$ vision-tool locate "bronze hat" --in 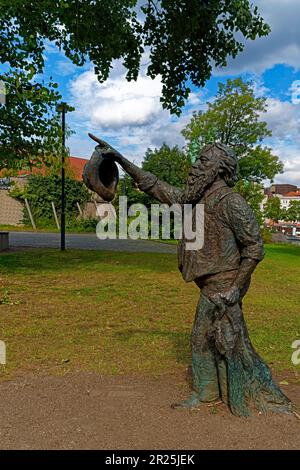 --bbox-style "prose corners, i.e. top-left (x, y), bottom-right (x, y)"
top-left (83, 133), bottom-right (119, 202)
